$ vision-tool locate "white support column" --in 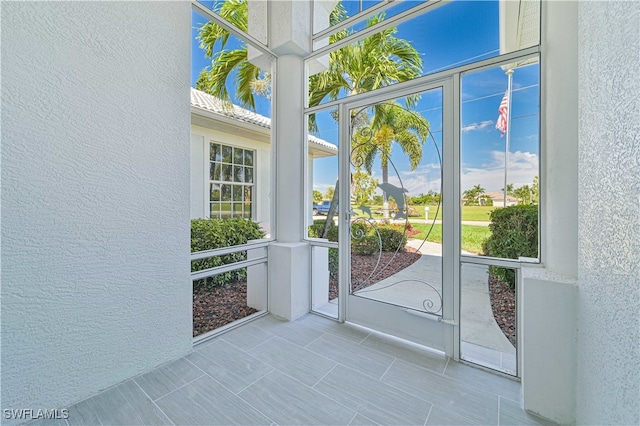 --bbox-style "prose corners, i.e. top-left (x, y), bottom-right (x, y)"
top-left (267, 54), bottom-right (311, 320)
top-left (248, 0), bottom-right (334, 321)
top-left (520, 2), bottom-right (579, 424)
